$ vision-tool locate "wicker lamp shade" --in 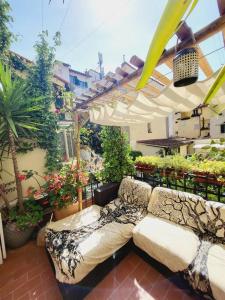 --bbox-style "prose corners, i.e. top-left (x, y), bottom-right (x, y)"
top-left (173, 47), bottom-right (198, 87)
